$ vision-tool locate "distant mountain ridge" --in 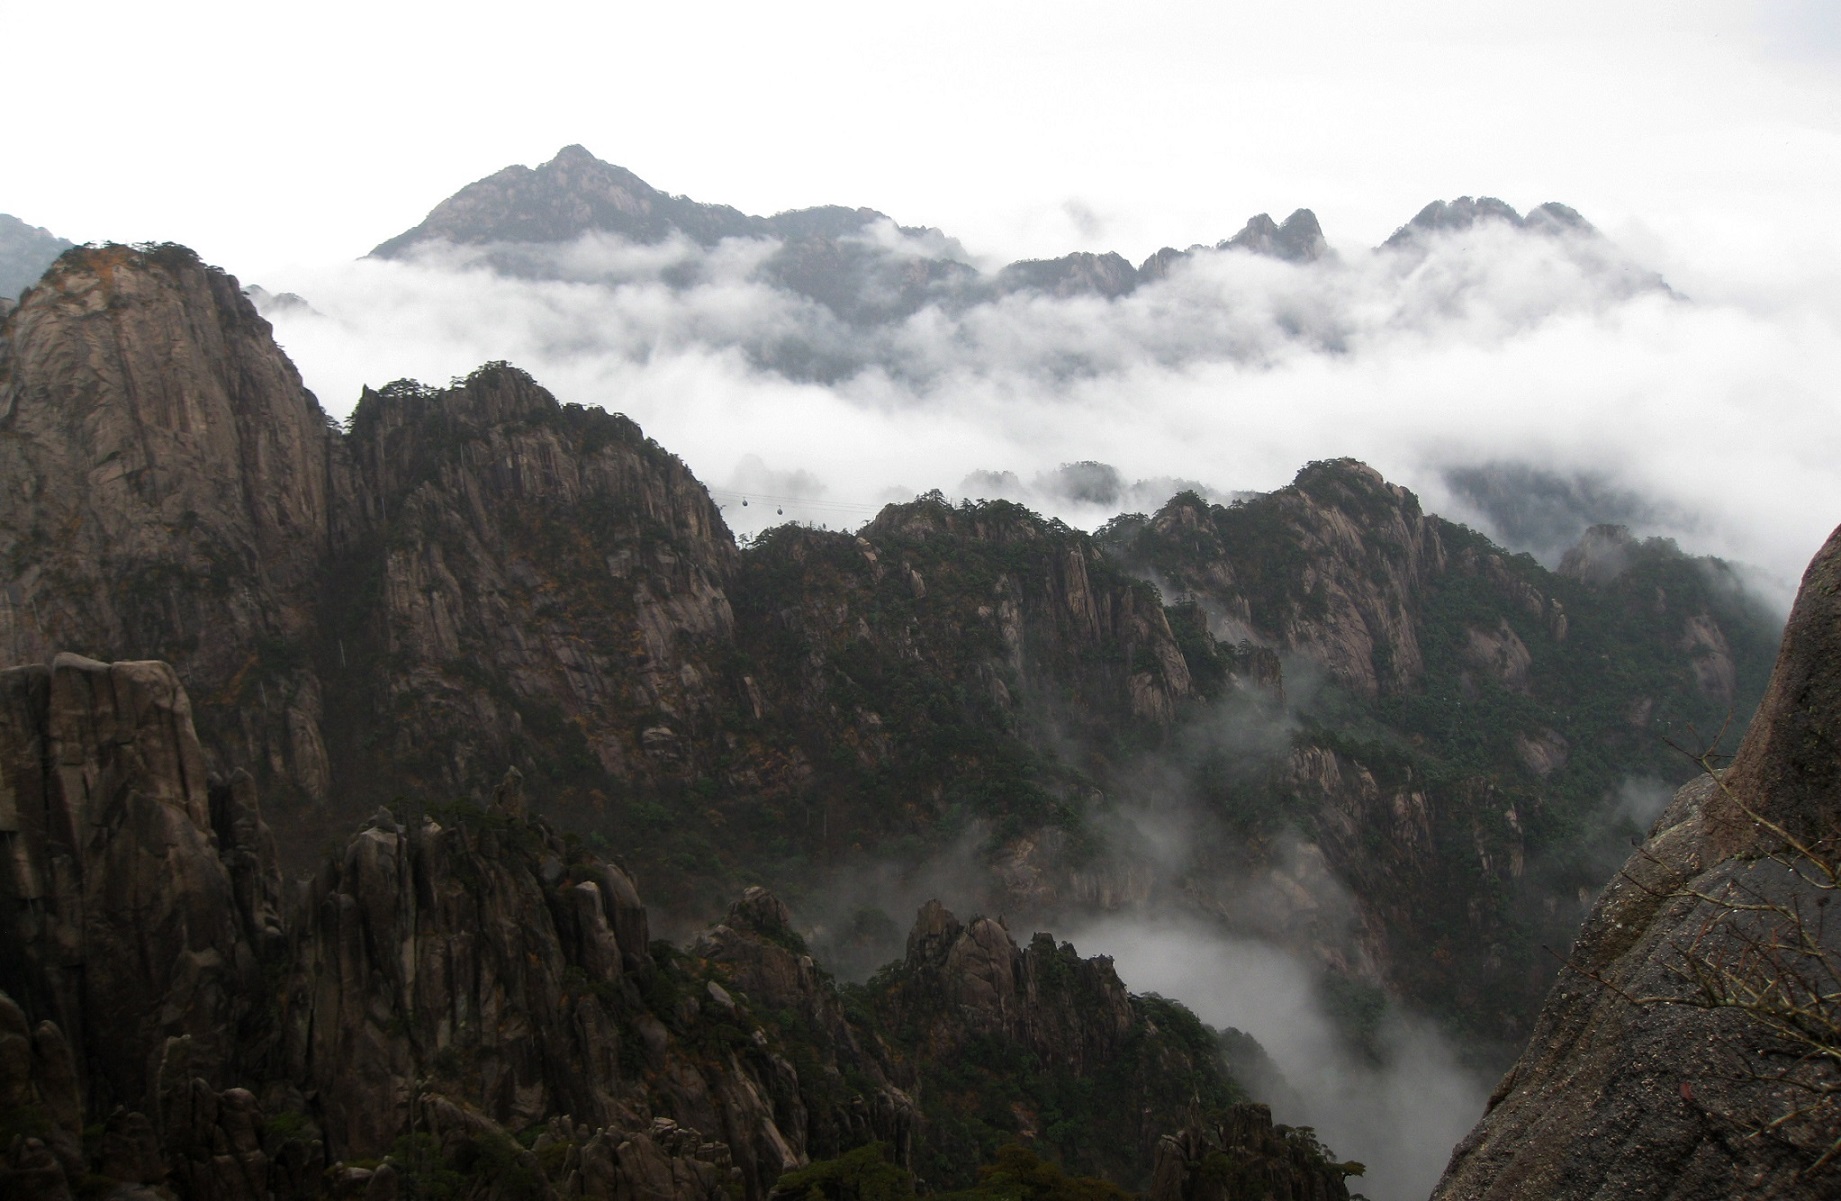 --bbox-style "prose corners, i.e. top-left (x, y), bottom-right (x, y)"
top-left (373, 144), bottom-right (908, 256)
top-left (369, 146), bottom-right (1626, 313)
top-left (0, 214), bottom-right (73, 302)
top-left (1, 243), bottom-right (1776, 1050)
